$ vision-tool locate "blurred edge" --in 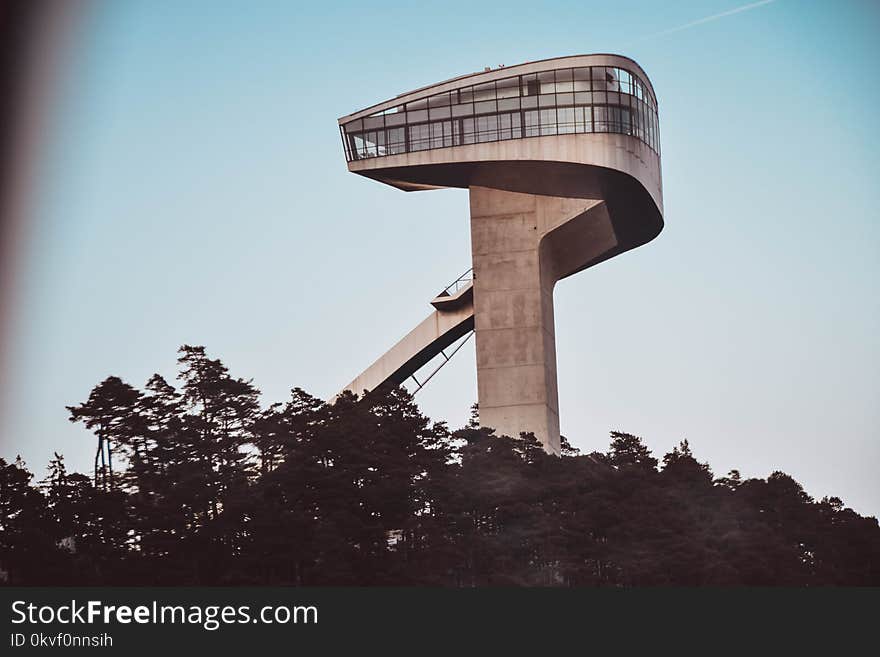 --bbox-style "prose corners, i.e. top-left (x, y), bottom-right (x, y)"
top-left (0, 0), bottom-right (88, 427)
